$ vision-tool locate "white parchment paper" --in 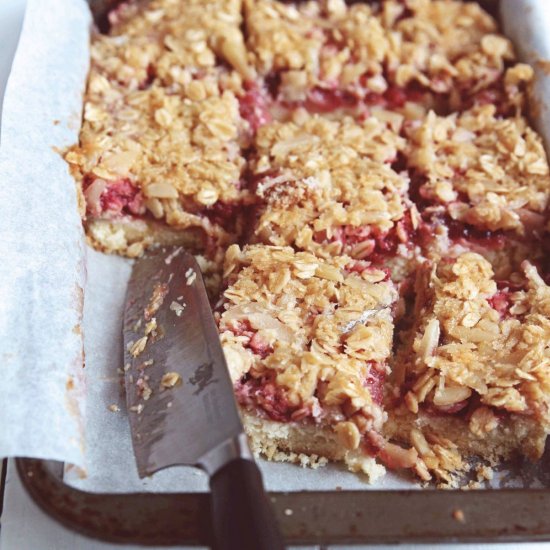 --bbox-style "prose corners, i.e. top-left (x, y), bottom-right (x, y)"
top-left (0, 0), bottom-right (90, 467)
top-left (1, 0), bottom-right (549, 493)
